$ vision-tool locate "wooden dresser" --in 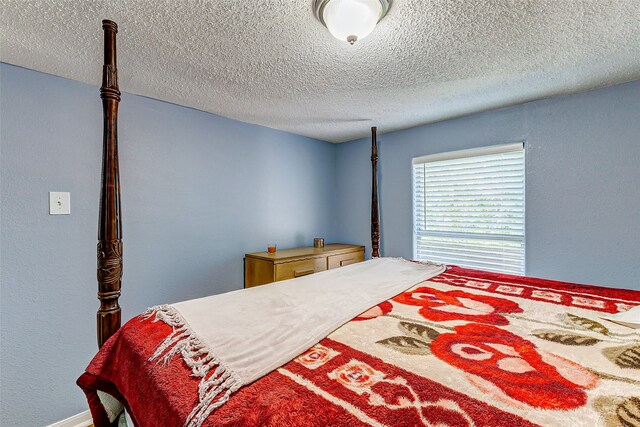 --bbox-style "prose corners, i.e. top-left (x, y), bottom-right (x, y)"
top-left (244, 244), bottom-right (365, 288)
